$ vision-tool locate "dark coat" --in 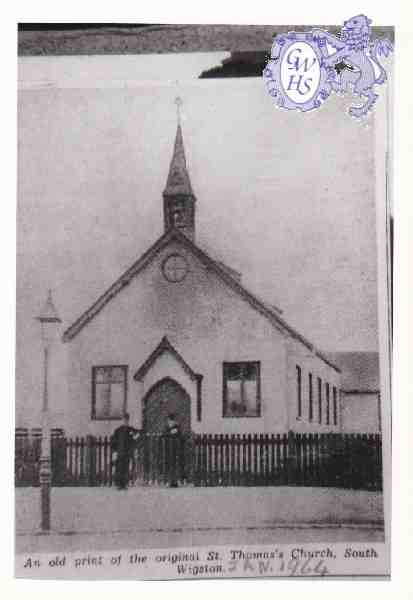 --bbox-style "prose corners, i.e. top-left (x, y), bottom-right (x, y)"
top-left (111, 425), bottom-right (139, 455)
